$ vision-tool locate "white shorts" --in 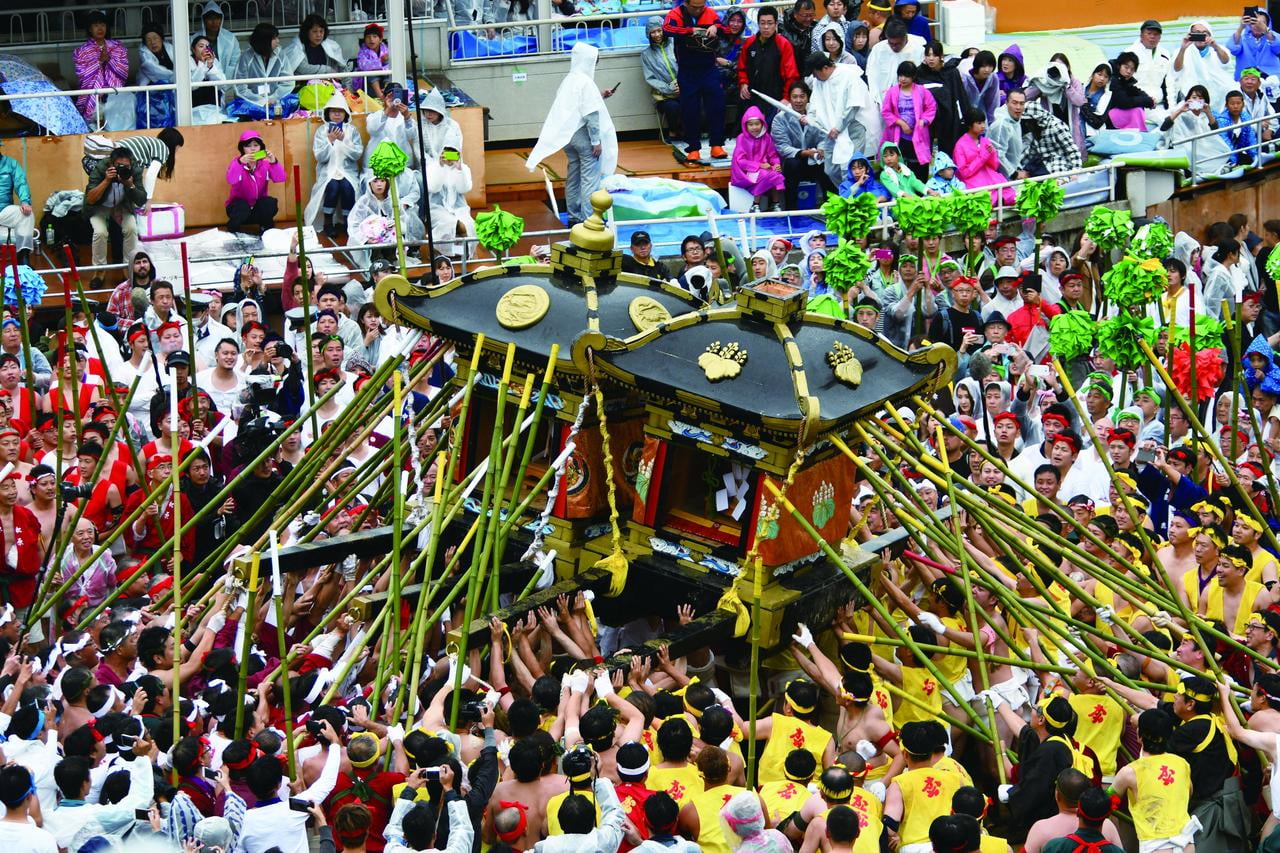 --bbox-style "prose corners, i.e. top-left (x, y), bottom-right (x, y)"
top-left (900, 844), bottom-right (934, 853)
top-left (1138, 816), bottom-right (1201, 852)
top-left (946, 670), bottom-right (977, 704)
top-left (990, 673), bottom-right (1030, 712)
